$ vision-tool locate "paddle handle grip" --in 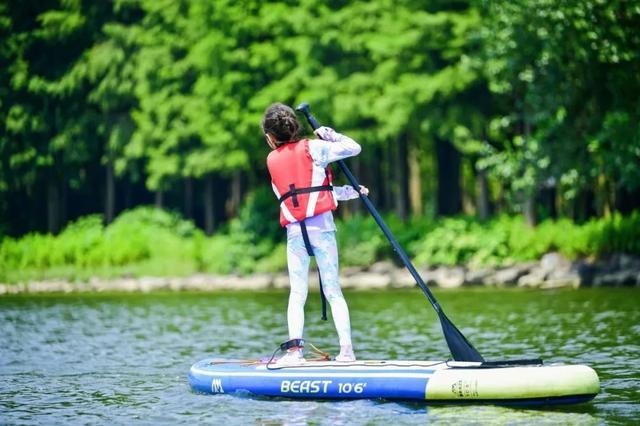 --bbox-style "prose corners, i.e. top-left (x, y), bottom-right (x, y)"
top-left (295, 102), bottom-right (321, 130)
